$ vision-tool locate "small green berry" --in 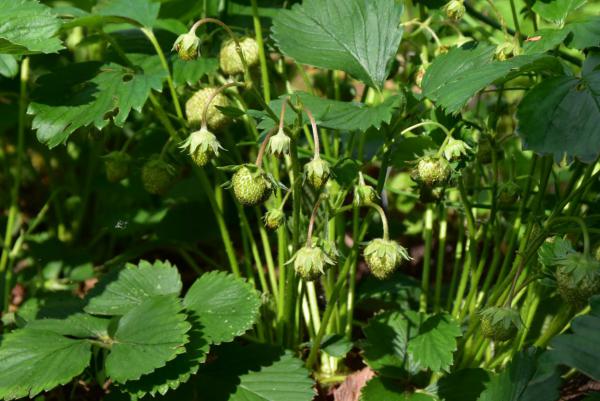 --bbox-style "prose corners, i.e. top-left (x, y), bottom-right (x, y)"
top-left (445, 0), bottom-right (465, 21)
top-left (172, 32), bottom-right (200, 61)
top-left (555, 253), bottom-right (600, 309)
top-left (232, 166), bottom-right (273, 206)
top-left (264, 209), bottom-right (285, 230)
top-left (498, 181), bottom-right (521, 205)
top-left (354, 184), bottom-right (378, 206)
top-left (495, 41), bottom-right (520, 61)
top-left (479, 307), bottom-right (522, 342)
top-left (412, 156), bottom-right (452, 187)
top-left (363, 238), bottom-right (411, 279)
top-left (180, 127), bottom-right (223, 167)
top-left (185, 87), bottom-right (230, 130)
top-left (268, 129), bottom-right (291, 158)
top-left (103, 151), bottom-right (131, 183)
top-left (291, 245), bottom-right (334, 281)
top-left (219, 37), bottom-right (259, 76)
top-left (141, 157), bottom-right (176, 195)
top-left (305, 156), bottom-right (331, 190)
